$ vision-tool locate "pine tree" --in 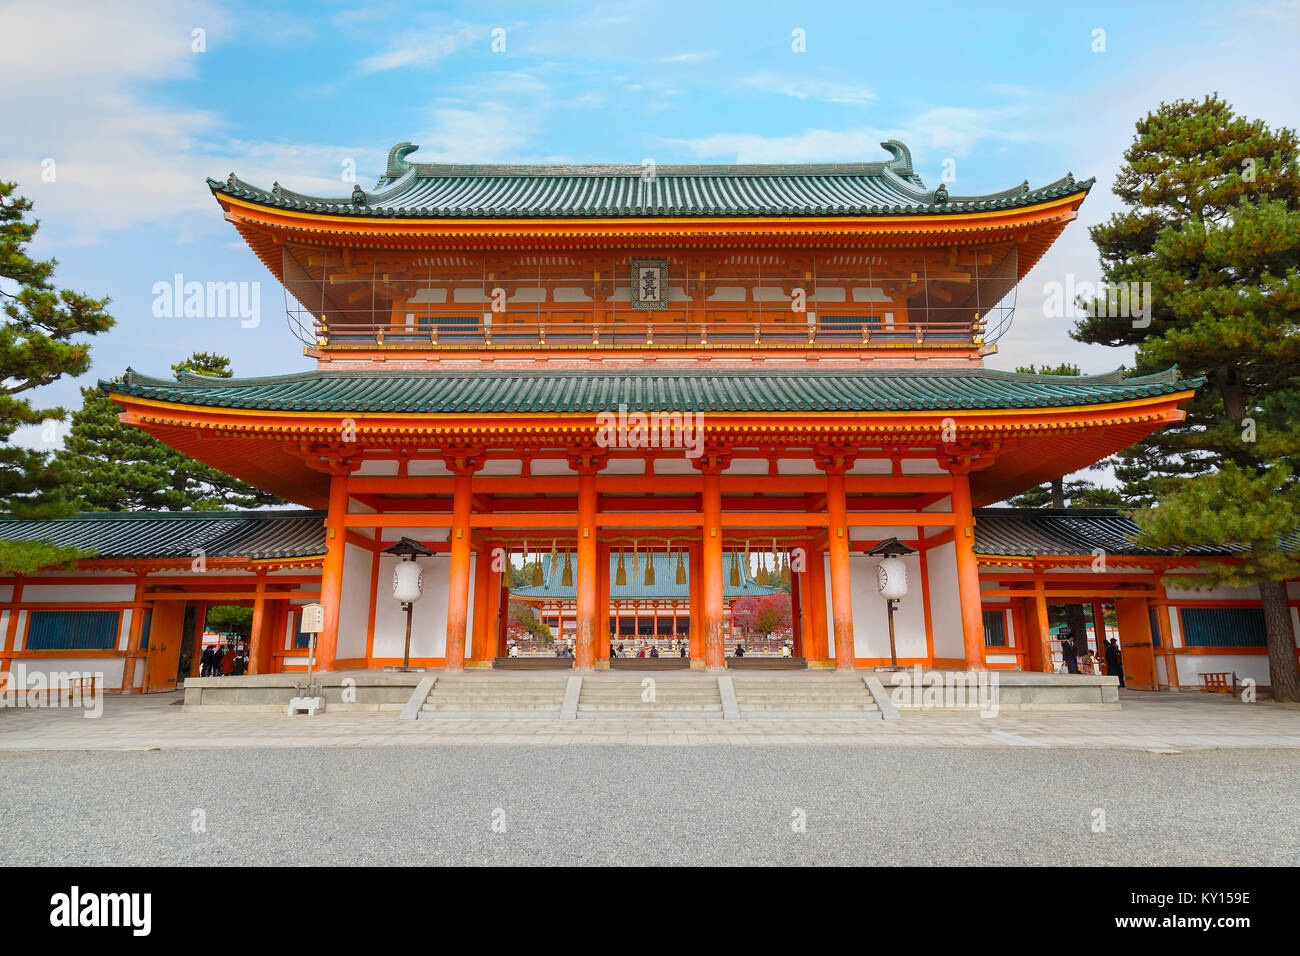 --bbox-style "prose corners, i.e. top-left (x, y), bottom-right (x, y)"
top-left (0, 181), bottom-right (114, 570)
top-left (57, 352), bottom-right (284, 511)
top-left (1073, 96), bottom-right (1300, 700)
